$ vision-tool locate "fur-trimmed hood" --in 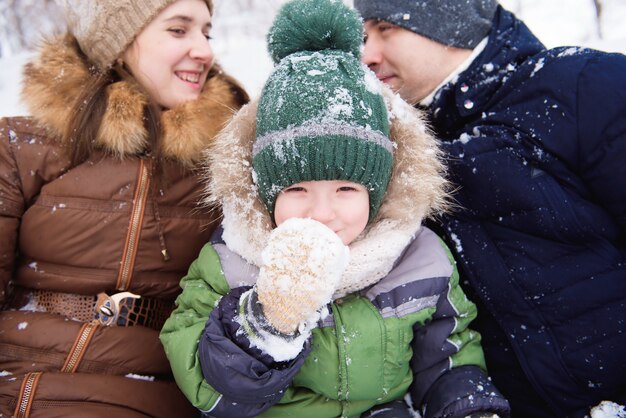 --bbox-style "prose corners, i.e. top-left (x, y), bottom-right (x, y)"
top-left (205, 84), bottom-right (449, 297)
top-left (21, 34), bottom-right (246, 166)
